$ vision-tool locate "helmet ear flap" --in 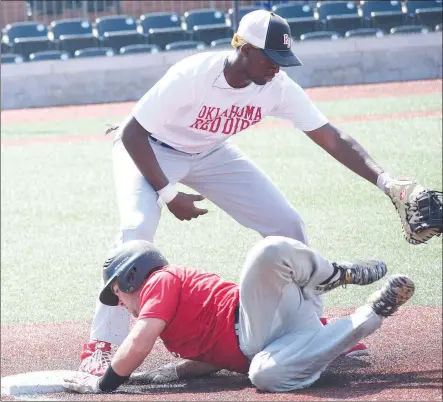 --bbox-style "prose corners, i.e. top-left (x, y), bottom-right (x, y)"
top-left (119, 265), bottom-right (140, 294)
top-left (125, 266), bottom-right (137, 293)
